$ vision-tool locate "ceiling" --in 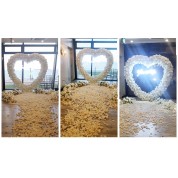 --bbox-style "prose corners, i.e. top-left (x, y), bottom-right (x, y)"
top-left (1, 38), bottom-right (58, 43)
top-left (123, 38), bottom-right (176, 44)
